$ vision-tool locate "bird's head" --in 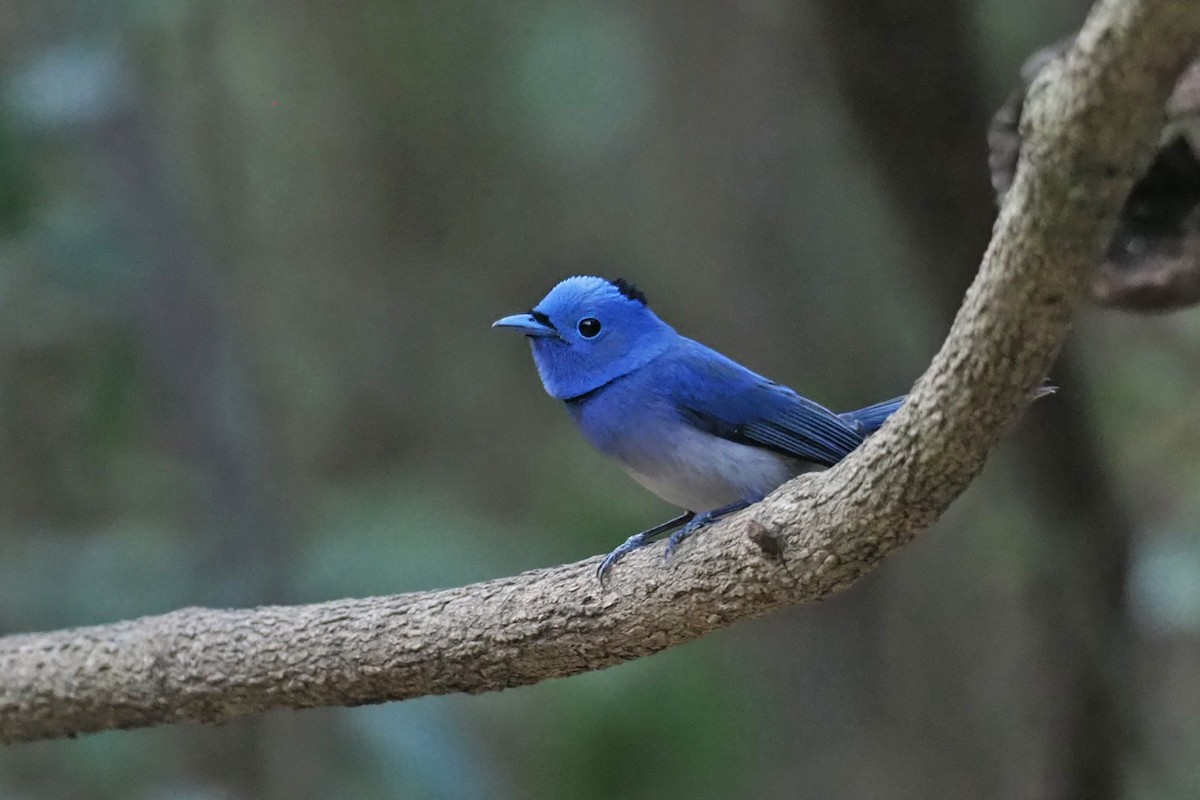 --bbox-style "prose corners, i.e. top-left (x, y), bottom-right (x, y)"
top-left (493, 276), bottom-right (675, 400)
